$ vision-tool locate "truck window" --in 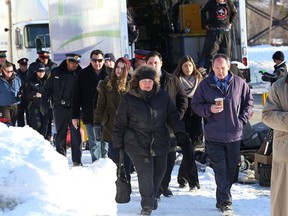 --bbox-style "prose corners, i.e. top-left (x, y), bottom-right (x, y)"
top-left (24, 24), bottom-right (50, 49)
